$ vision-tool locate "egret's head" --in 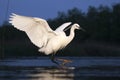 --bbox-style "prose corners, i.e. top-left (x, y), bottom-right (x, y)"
top-left (73, 23), bottom-right (85, 31)
top-left (73, 23), bottom-right (80, 30)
